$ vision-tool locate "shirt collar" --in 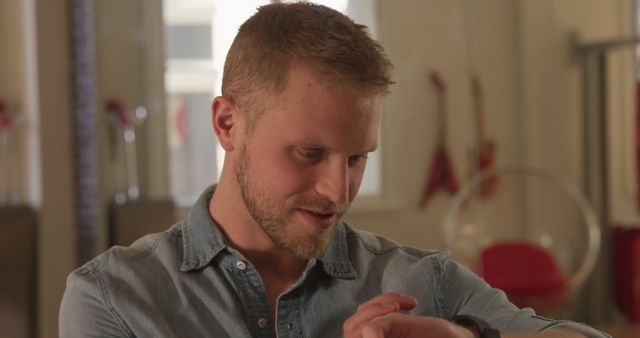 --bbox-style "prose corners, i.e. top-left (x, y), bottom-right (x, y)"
top-left (180, 184), bottom-right (357, 279)
top-left (180, 185), bottom-right (228, 271)
top-left (318, 221), bottom-right (357, 279)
